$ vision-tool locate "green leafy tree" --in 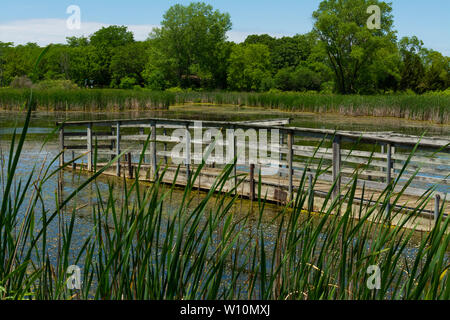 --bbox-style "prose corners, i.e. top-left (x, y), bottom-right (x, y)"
top-left (150, 2), bottom-right (231, 88)
top-left (38, 45), bottom-right (72, 80)
top-left (2, 43), bottom-right (41, 85)
top-left (66, 46), bottom-right (102, 87)
top-left (398, 36), bottom-right (426, 93)
top-left (0, 42), bottom-right (13, 86)
top-left (274, 65), bottom-right (323, 92)
top-left (66, 36), bottom-right (89, 47)
top-left (245, 33), bottom-right (317, 72)
top-left (422, 50), bottom-right (449, 92)
top-left (227, 44), bottom-right (272, 91)
top-left (110, 42), bottom-right (149, 88)
top-left (313, 0), bottom-right (396, 93)
top-left (89, 25), bottom-right (135, 86)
